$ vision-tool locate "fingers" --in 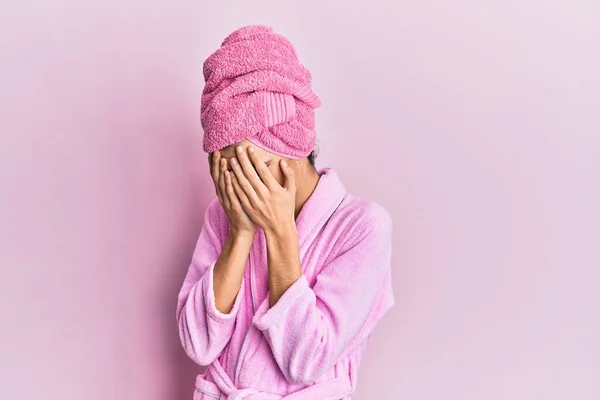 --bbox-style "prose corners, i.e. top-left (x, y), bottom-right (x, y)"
top-left (211, 150), bottom-right (228, 206)
top-left (224, 170), bottom-right (243, 212)
top-left (233, 145), bottom-right (268, 198)
top-left (247, 146), bottom-right (280, 191)
top-left (231, 172), bottom-right (252, 211)
top-left (229, 149), bottom-right (261, 206)
top-left (211, 150), bottom-right (221, 184)
top-left (219, 158), bottom-right (230, 209)
top-left (280, 159), bottom-right (296, 191)
top-left (212, 152), bottom-right (223, 206)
